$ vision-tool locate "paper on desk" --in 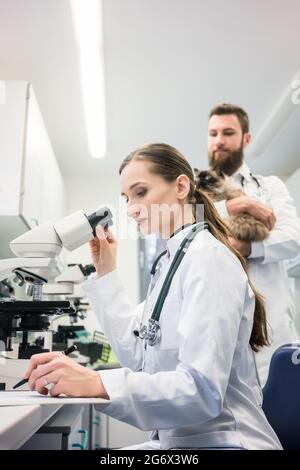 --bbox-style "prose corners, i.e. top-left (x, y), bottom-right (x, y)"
top-left (0, 391), bottom-right (110, 407)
